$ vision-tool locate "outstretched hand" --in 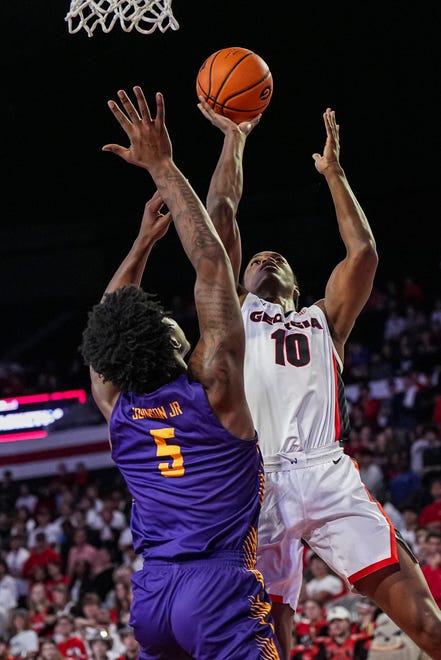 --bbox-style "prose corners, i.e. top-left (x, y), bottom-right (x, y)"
top-left (312, 108), bottom-right (341, 174)
top-left (102, 86), bottom-right (172, 174)
top-left (139, 190), bottom-right (172, 243)
top-left (197, 96), bottom-right (261, 137)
